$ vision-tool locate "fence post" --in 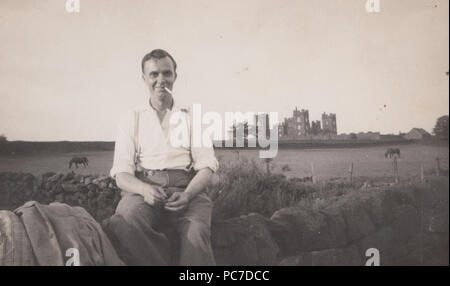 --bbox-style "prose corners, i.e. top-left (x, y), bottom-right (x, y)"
top-left (265, 158), bottom-right (271, 175)
top-left (348, 162), bottom-right (354, 183)
top-left (435, 158), bottom-right (440, 177)
top-left (393, 156), bottom-right (399, 183)
top-left (311, 163), bottom-right (316, 184)
top-left (420, 164), bottom-right (424, 182)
